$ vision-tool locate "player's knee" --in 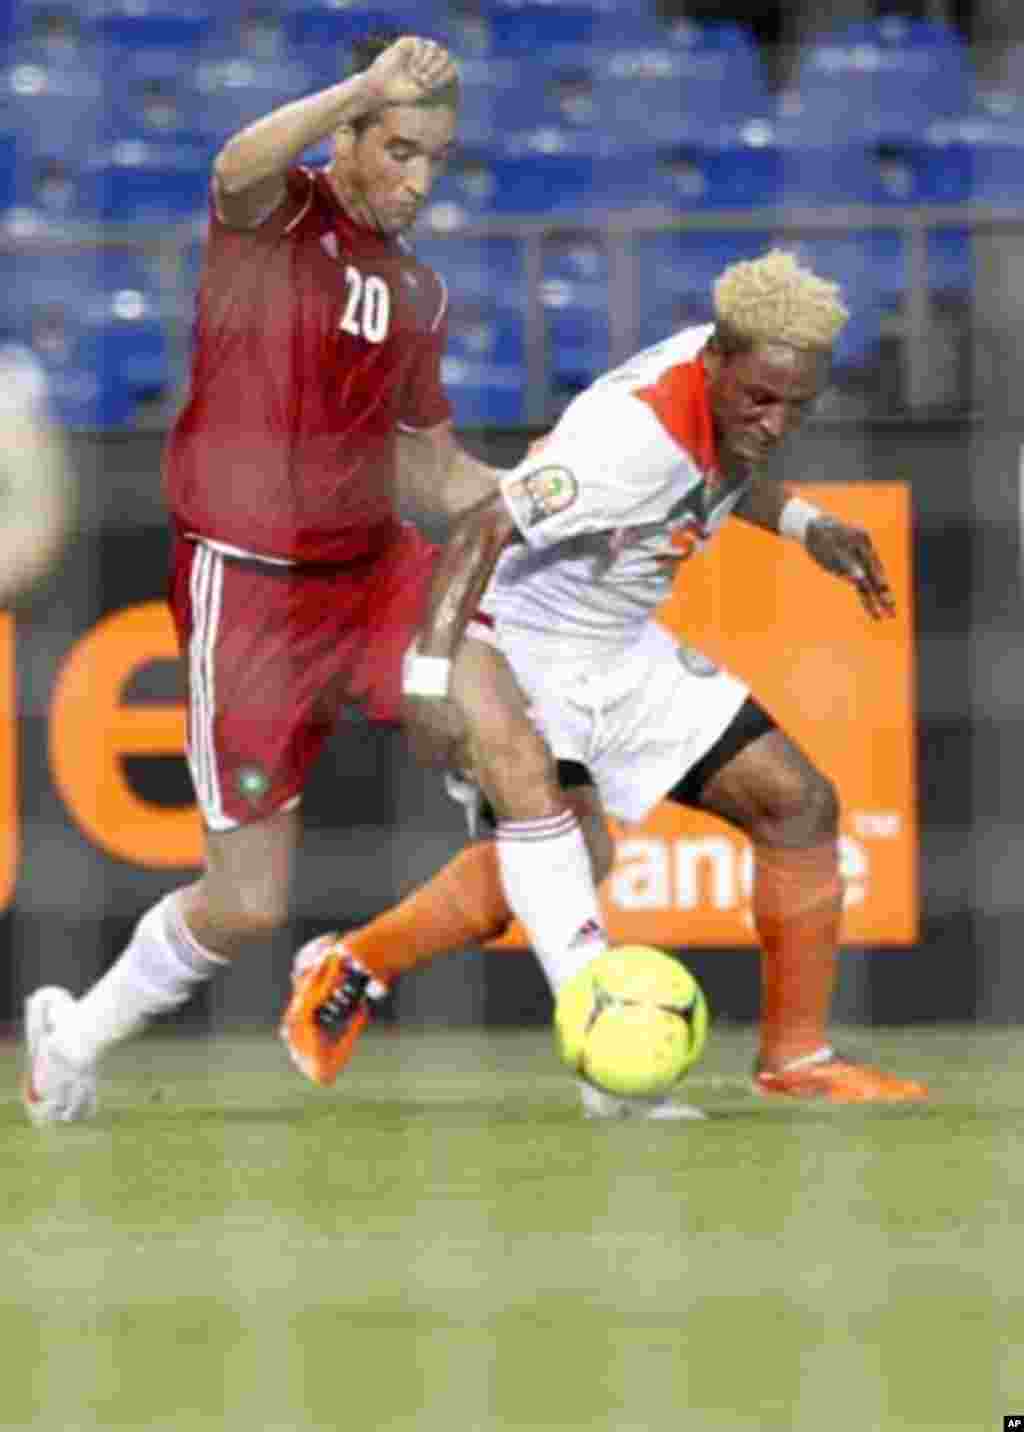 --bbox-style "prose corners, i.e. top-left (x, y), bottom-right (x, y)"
top-left (763, 765), bottom-right (840, 846)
